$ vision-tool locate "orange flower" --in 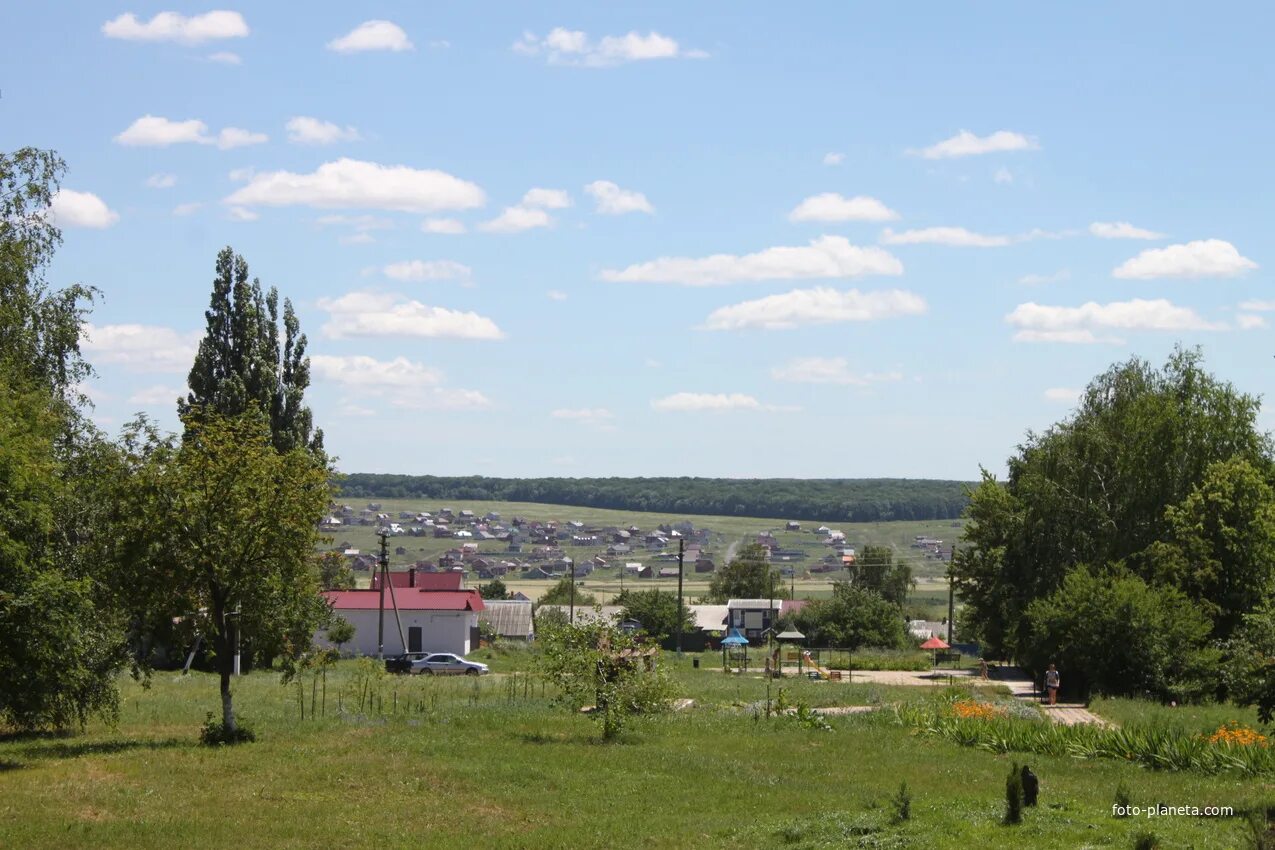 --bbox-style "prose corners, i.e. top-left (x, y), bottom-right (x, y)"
top-left (1206, 721), bottom-right (1269, 748)
top-left (950, 699), bottom-right (1005, 720)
